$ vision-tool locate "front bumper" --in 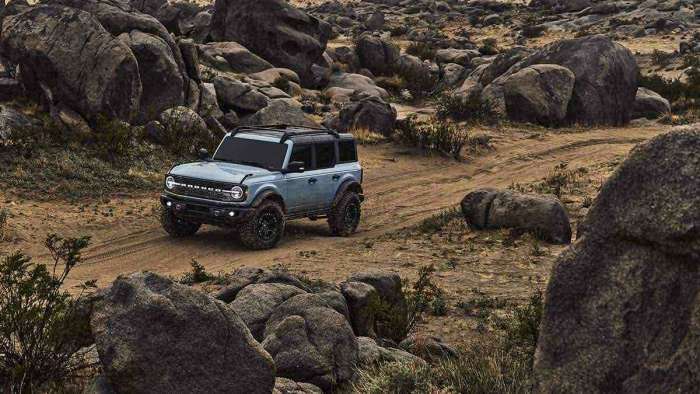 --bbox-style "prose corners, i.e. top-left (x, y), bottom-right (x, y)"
top-left (160, 193), bottom-right (255, 226)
